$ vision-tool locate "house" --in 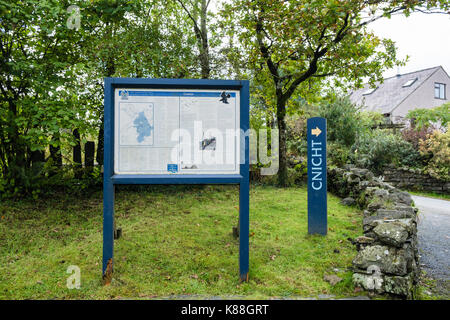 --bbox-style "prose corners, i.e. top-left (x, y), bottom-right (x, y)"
top-left (349, 66), bottom-right (449, 123)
